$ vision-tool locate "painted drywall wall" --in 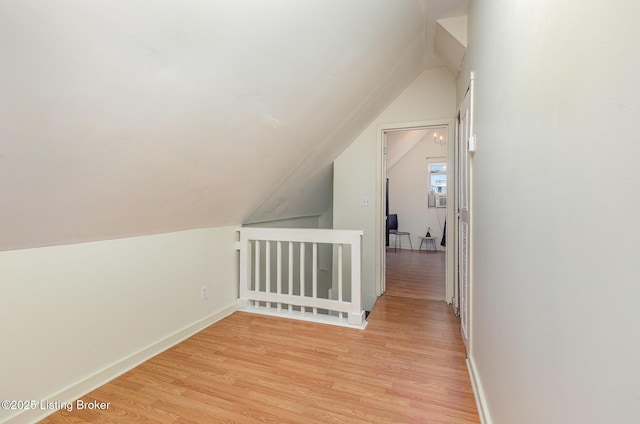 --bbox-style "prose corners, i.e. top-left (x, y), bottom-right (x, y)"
top-left (435, 15), bottom-right (468, 73)
top-left (437, 15), bottom-right (468, 48)
top-left (0, 226), bottom-right (238, 423)
top-left (243, 215), bottom-right (323, 229)
top-left (387, 132), bottom-right (448, 250)
top-left (461, 1), bottom-right (640, 423)
top-left (1, 0), bottom-right (467, 251)
top-left (333, 67), bottom-right (456, 310)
